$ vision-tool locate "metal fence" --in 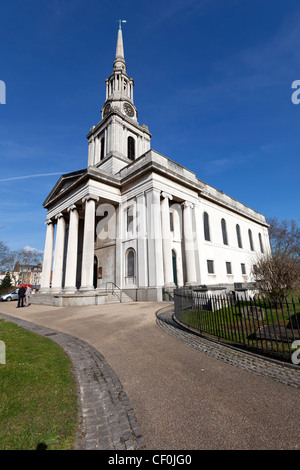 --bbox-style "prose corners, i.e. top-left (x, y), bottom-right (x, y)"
top-left (173, 288), bottom-right (300, 363)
